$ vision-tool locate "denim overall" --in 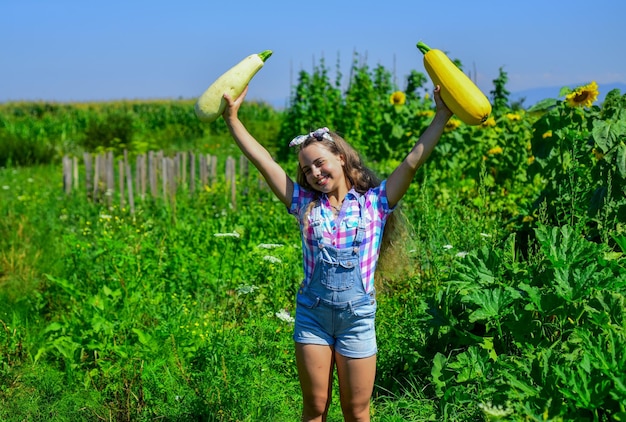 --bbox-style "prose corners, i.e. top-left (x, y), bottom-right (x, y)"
top-left (294, 196), bottom-right (377, 357)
